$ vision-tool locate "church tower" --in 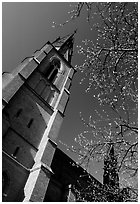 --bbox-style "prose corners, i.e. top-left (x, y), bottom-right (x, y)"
top-left (2, 32), bottom-right (76, 202)
top-left (103, 144), bottom-right (120, 201)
